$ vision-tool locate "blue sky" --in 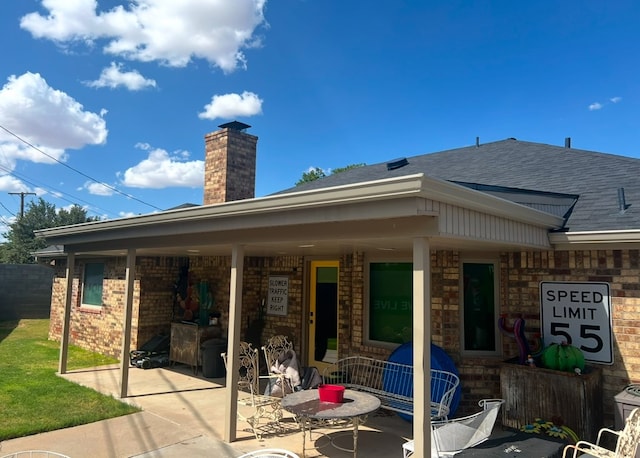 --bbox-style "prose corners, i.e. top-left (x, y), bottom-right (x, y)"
top-left (0, 1), bottom-right (638, 235)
